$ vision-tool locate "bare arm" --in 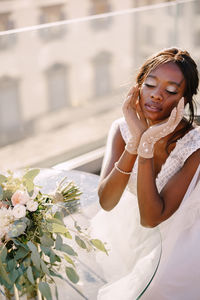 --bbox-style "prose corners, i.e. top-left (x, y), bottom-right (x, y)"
top-left (99, 86), bottom-right (148, 211)
top-left (137, 149), bottom-right (200, 227)
top-left (98, 123), bottom-right (137, 211)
